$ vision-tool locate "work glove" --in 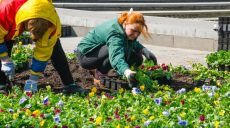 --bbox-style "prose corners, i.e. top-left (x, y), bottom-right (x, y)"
top-left (124, 69), bottom-right (137, 87)
top-left (142, 48), bottom-right (158, 65)
top-left (1, 56), bottom-right (15, 81)
top-left (24, 74), bottom-right (39, 93)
